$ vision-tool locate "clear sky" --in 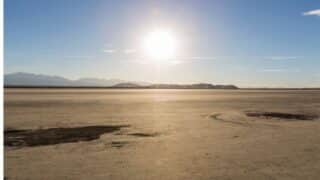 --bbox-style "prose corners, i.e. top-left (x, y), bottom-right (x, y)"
top-left (4, 0), bottom-right (320, 87)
